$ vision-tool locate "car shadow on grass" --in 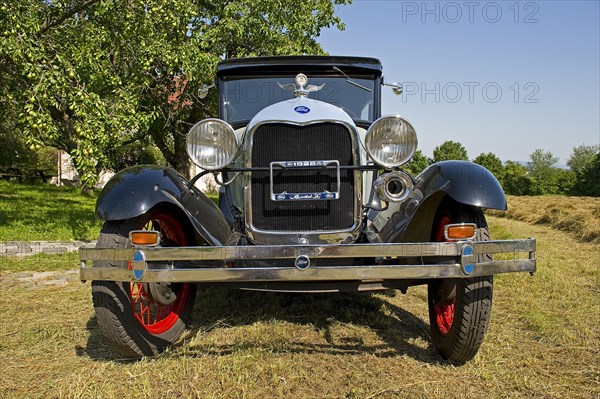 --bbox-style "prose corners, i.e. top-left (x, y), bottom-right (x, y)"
top-left (79, 287), bottom-right (445, 365)
top-left (76, 317), bottom-right (139, 362)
